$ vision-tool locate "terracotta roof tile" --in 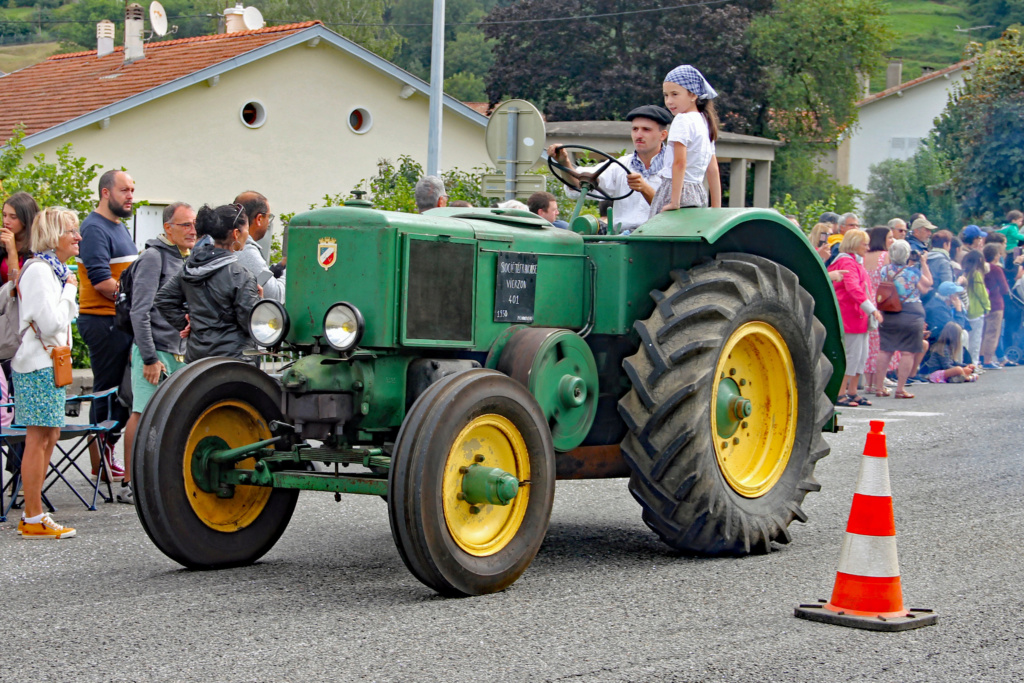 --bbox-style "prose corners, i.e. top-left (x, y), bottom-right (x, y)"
top-left (0, 22), bottom-right (320, 144)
